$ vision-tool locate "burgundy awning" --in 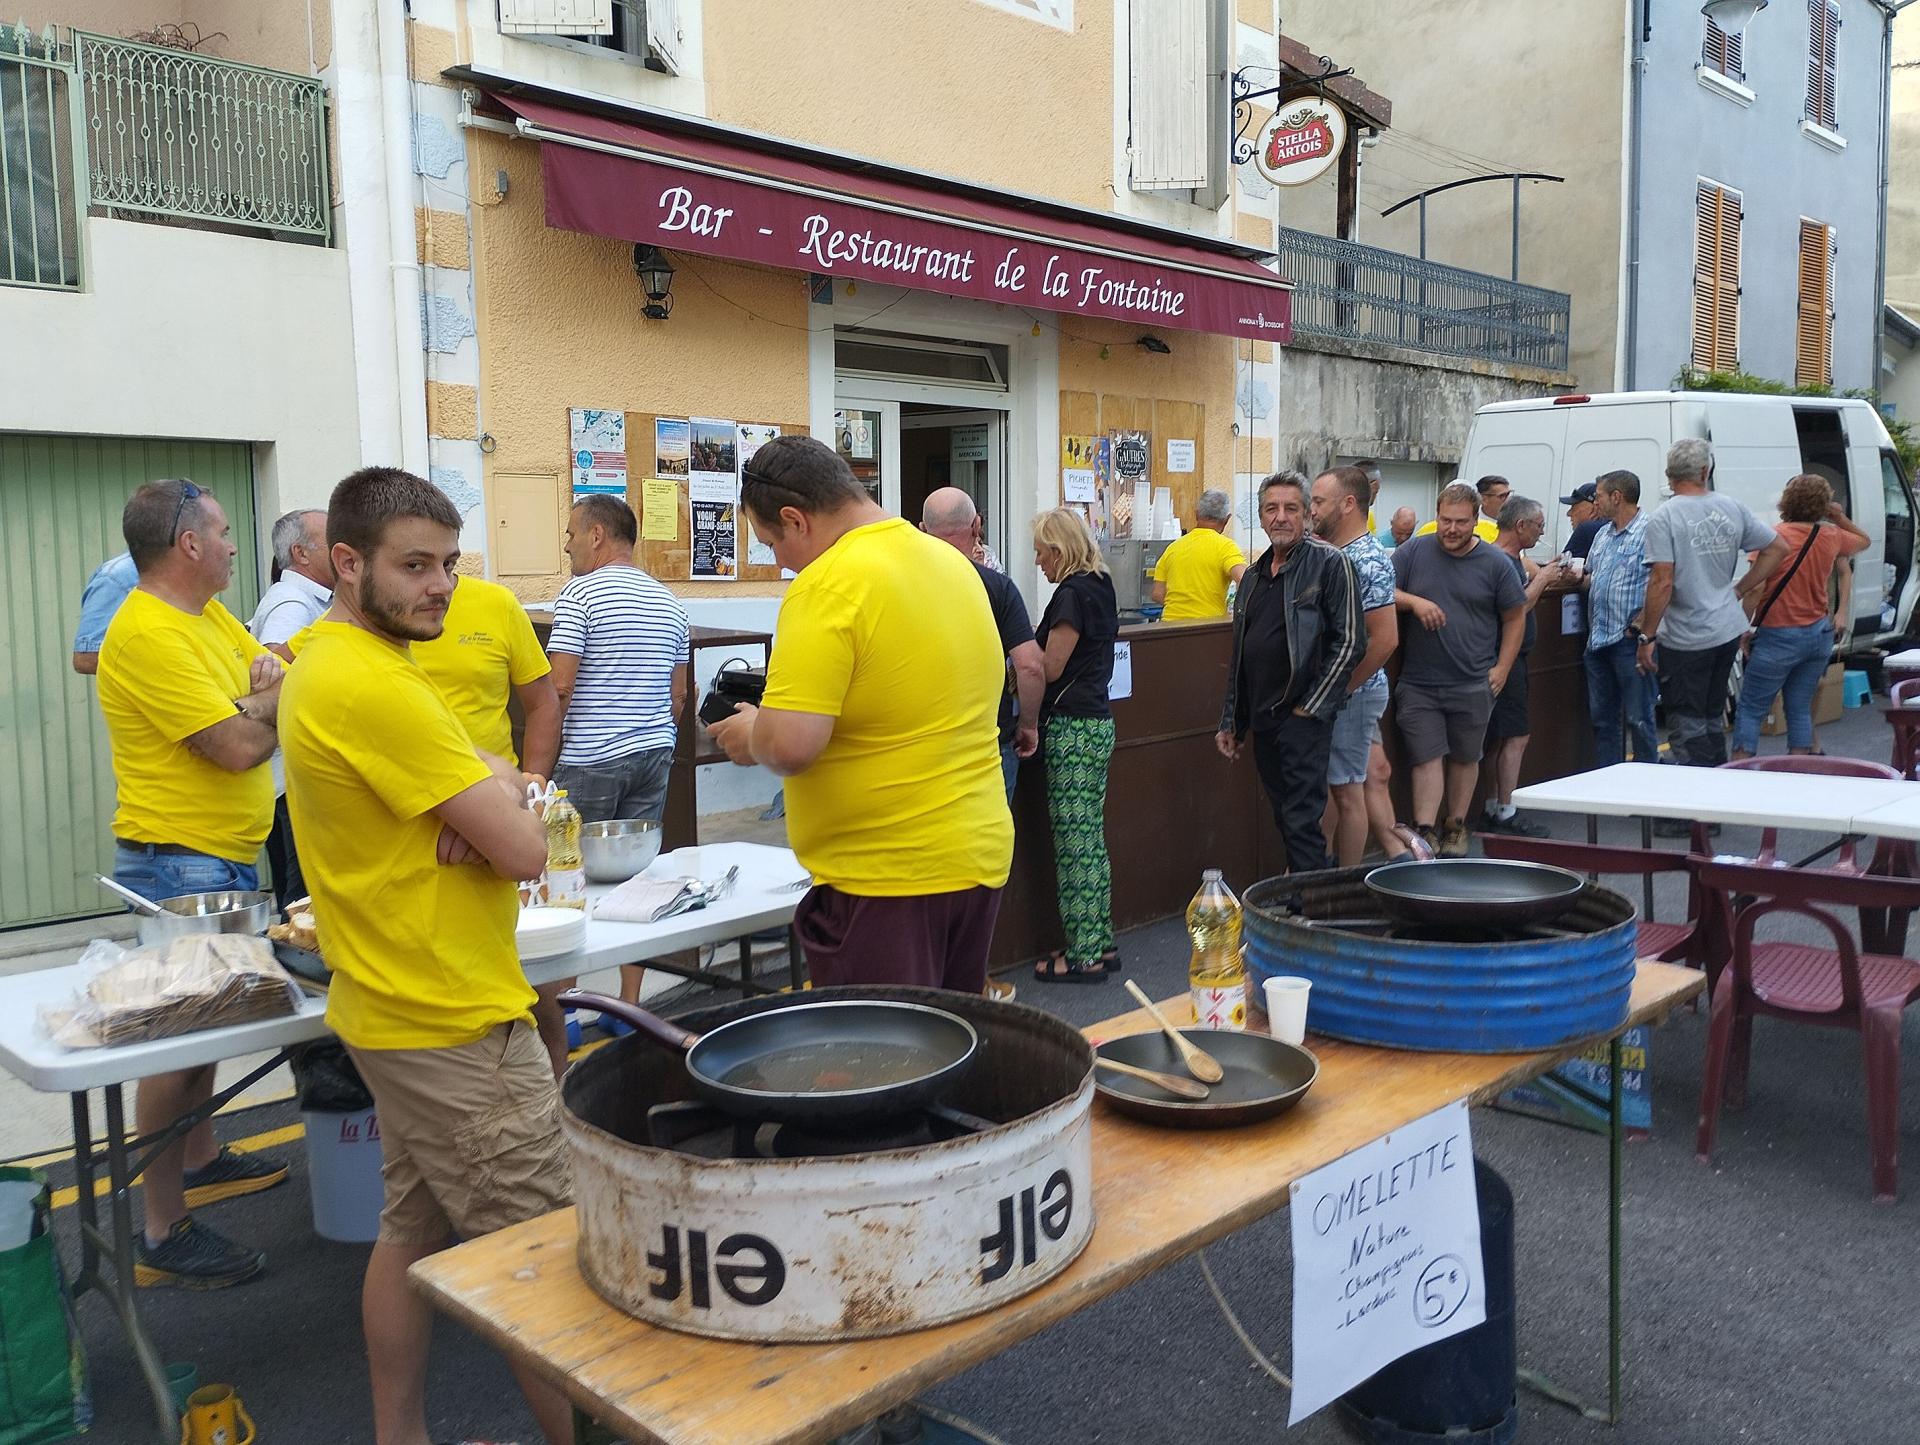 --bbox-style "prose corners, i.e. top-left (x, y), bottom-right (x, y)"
top-left (492, 94), bottom-right (1292, 344)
